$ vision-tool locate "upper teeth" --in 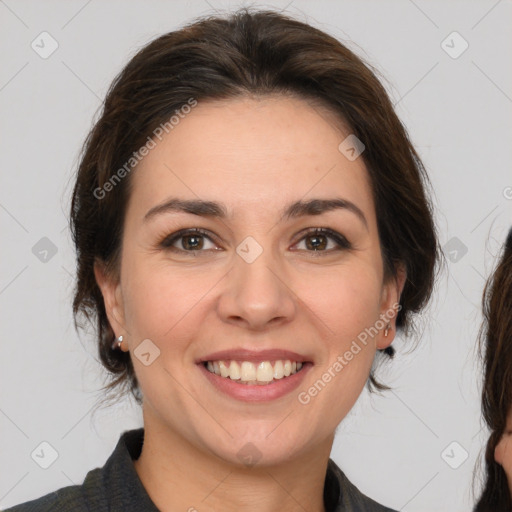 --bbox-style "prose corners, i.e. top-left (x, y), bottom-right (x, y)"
top-left (206, 360), bottom-right (303, 383)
